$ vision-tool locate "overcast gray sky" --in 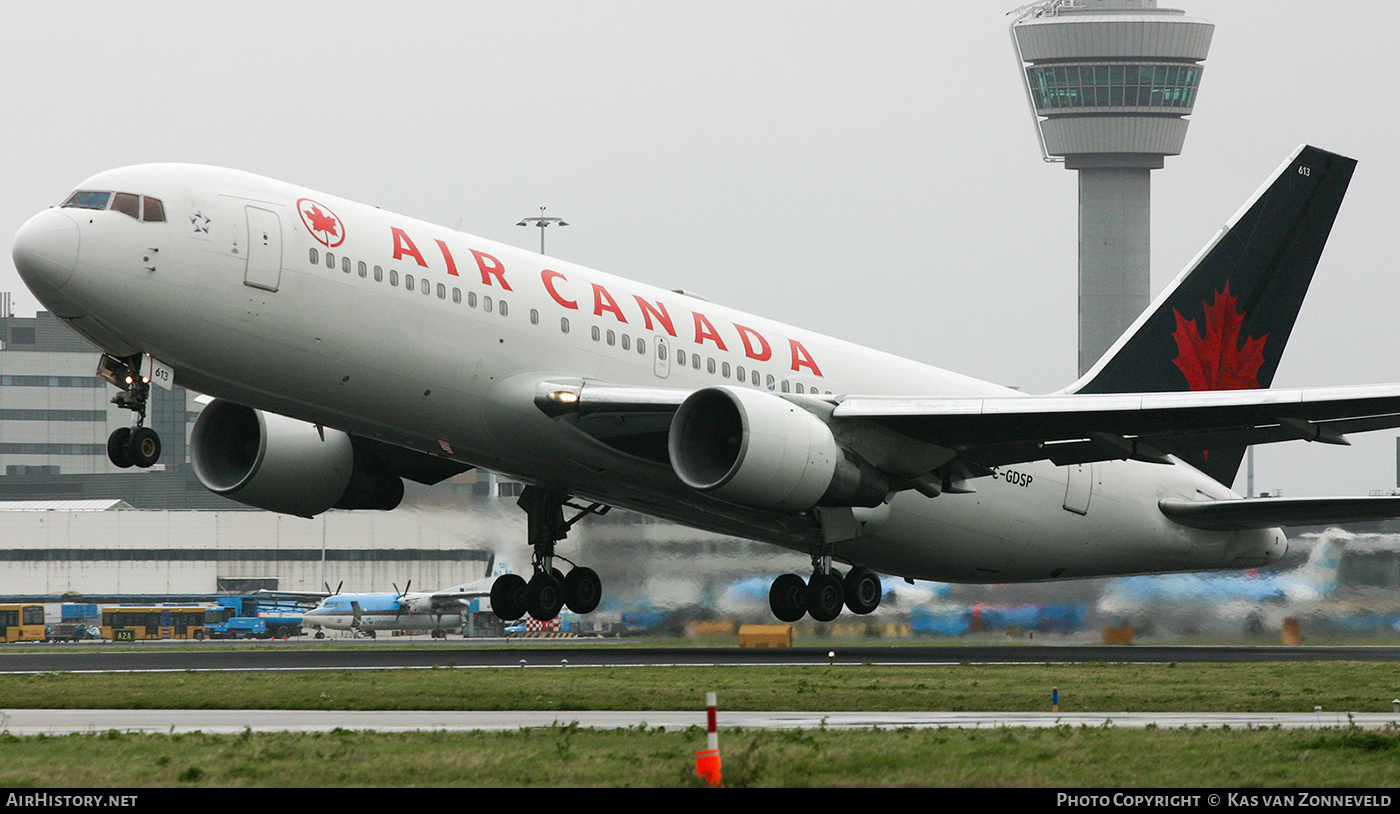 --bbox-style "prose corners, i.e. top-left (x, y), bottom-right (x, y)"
top-left (3, 1), bottom-right (1397, 498)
